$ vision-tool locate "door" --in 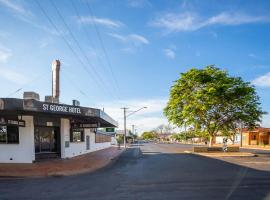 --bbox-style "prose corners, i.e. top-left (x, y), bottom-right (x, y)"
top-left (86, 135), bottom-right (90, 150)
top-left (35, 127), bottom-right (60, 155)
